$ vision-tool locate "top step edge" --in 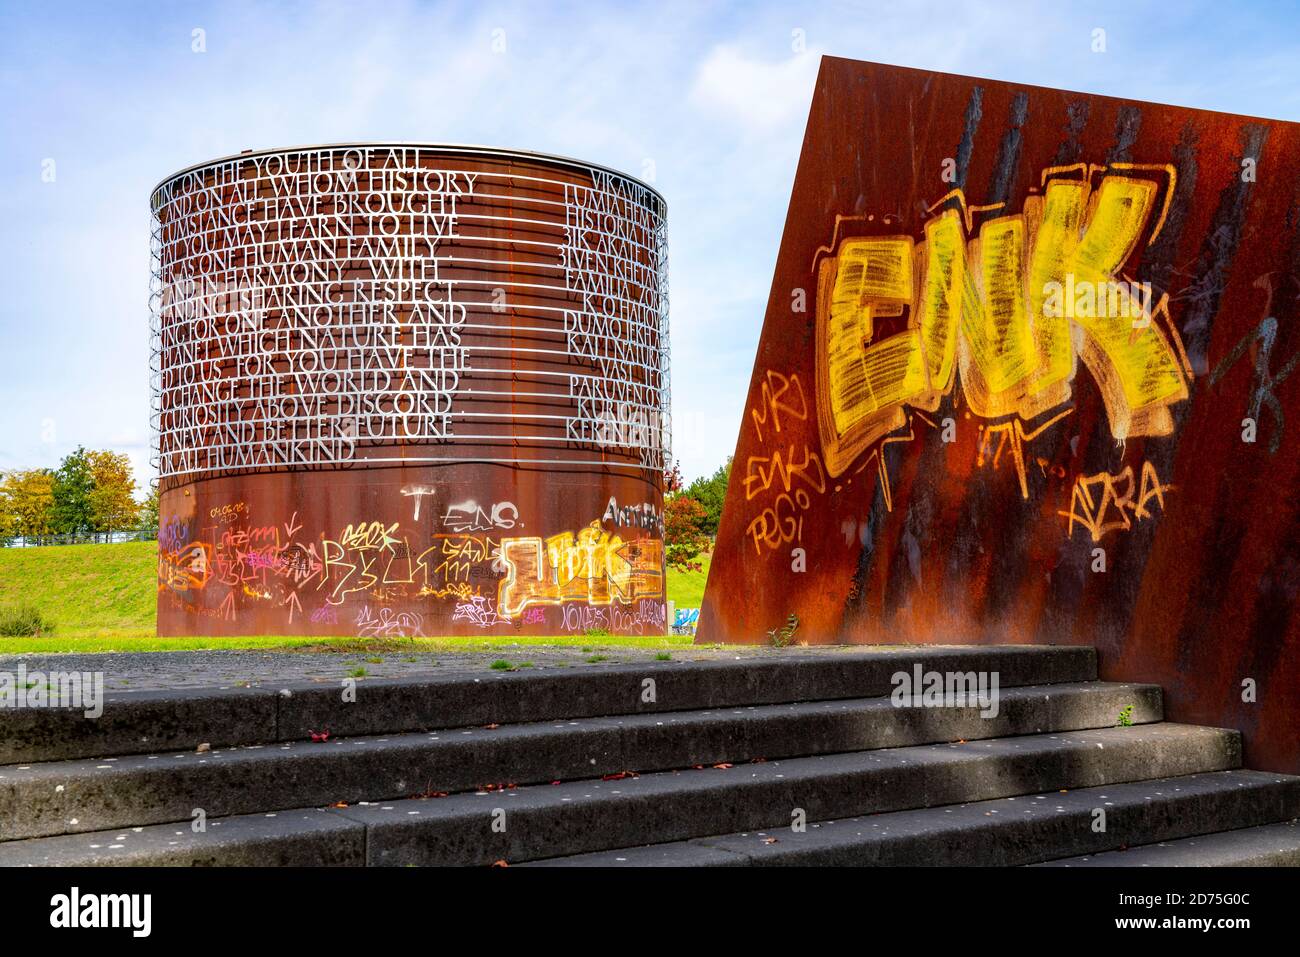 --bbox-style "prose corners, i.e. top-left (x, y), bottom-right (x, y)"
top-left (0, 645), bottom-right (1097, 765)
top-left (4, 644), bottom-right (1098, 703)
